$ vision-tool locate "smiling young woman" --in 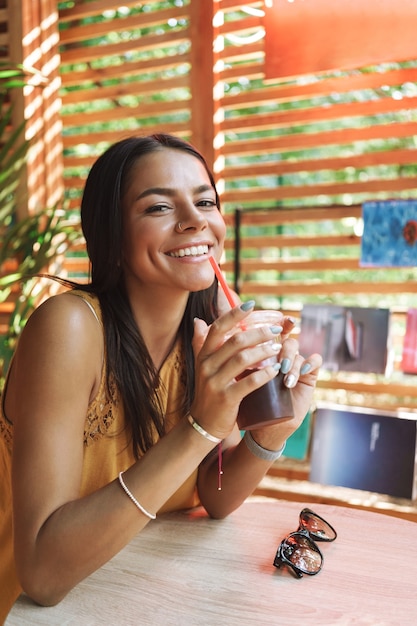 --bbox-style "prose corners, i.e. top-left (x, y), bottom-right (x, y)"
top-left (0, 133), bottom-right (322, 620)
